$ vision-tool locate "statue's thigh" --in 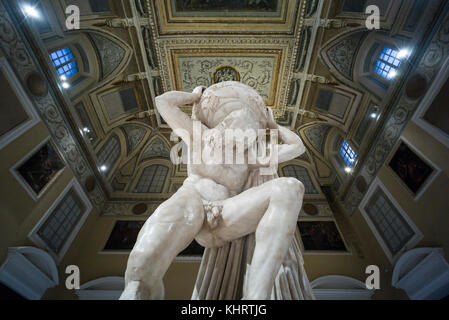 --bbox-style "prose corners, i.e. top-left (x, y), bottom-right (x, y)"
top-left (214, 181), bottom-right (275, 241)
top-left (136, 185), bottom-right (205, 248)
top-left (149, 185), bottom-right (204, 224)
